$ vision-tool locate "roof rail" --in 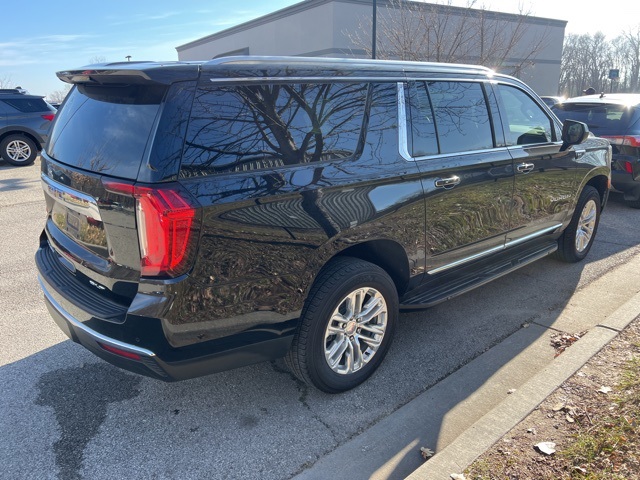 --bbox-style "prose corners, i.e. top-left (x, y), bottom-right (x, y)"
top-left (0, 89), bottom-right (24, 94)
